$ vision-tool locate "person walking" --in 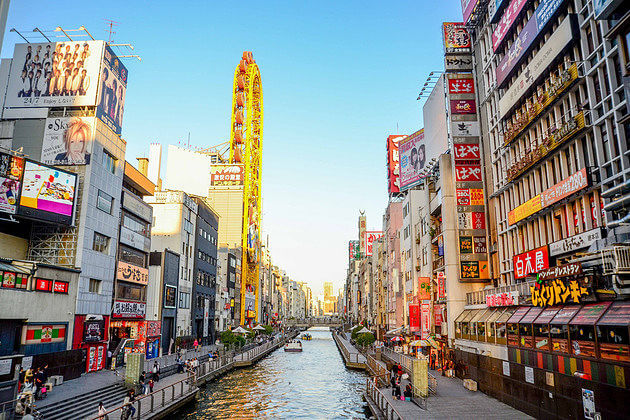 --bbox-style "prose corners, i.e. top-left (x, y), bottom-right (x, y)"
top-left (98, 401), bottom-right (109, 420)
top-left (139, 371), bottom-right (146, 395)
top-left (152, 361), bottom-right (160, 382)
top-left (123, 389), bottom-right (136, 418)
top-left (148, 378), bottom-right (154, 394)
